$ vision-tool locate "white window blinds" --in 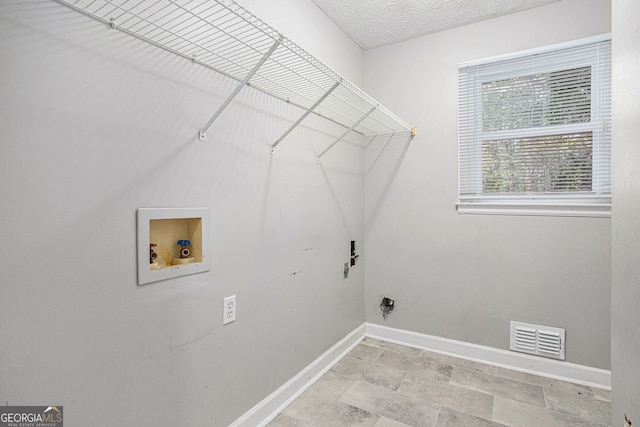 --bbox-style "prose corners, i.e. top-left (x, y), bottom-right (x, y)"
top-left (458, 35), bottom-right (611, 217)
